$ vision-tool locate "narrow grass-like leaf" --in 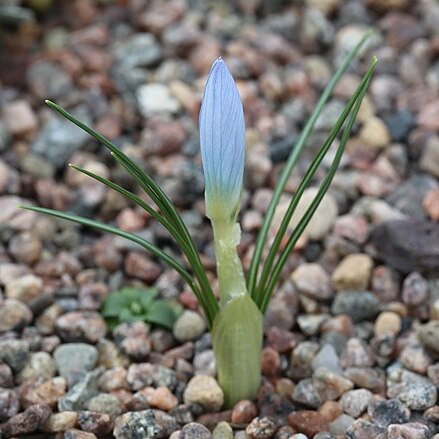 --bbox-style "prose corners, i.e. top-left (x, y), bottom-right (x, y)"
top-left (254, 57), bottom-right (378, 308)
top-left (258, 58), bottom-right (376, 314)
top-left (69, 164), bottom-right (179, 236)
top-left (247, 30), bottom-right (373, 296)
top-left (20, 205), bottom-right (209, 316)
top-left (44, 100), bottom-right (218, 325)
